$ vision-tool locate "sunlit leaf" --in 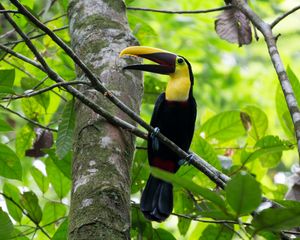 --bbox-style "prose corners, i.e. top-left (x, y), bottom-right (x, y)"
top-left (241, 135), bottom-right (293, 167)
top-left (226, 172), bottom-right (261, 216)
top-left (191, 133), bottom-right (221, 170)
top-left (243, 105), bottom-right (268, 141)
top-left (200, 110), bottom-right (247, 142)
